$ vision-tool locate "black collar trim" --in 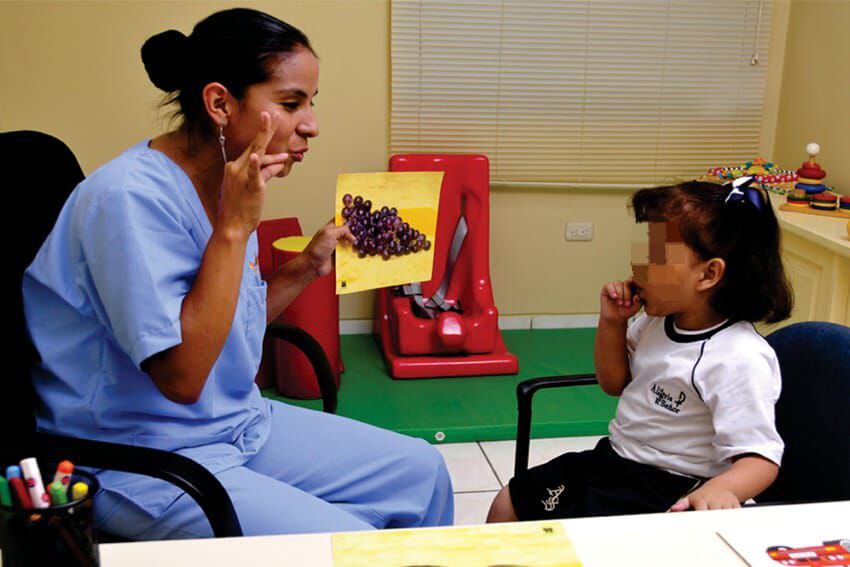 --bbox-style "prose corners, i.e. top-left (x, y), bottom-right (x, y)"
top-left (664, 316), bottom-right (737, 343)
